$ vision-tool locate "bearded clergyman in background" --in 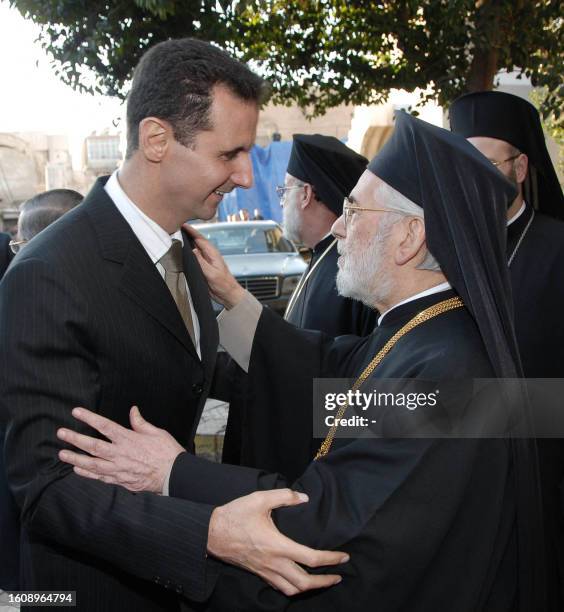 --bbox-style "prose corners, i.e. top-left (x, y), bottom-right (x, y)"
top-left (280, 134), bottom-right (376, 336)
top-left (449, 91), bottom-right (564, 377)
top-left (450, 90), bottom-right (564, 612)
